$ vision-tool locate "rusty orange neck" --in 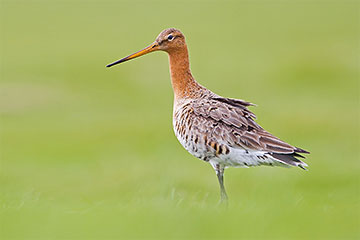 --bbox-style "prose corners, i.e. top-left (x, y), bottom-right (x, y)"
top-left (168, 46), bottom-right (201, 100)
